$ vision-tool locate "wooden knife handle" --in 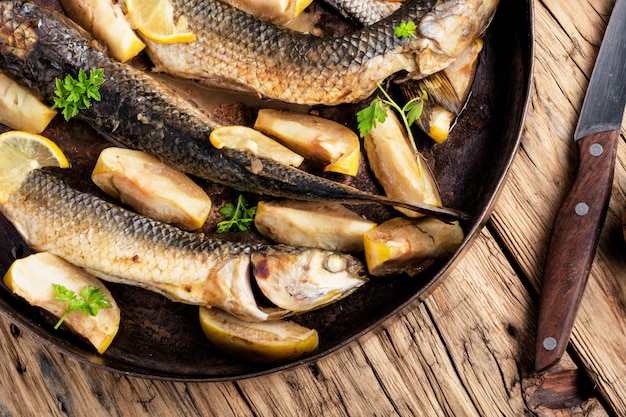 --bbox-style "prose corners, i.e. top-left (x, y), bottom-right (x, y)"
top-left (535, 130), bottom-right (619, 372)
